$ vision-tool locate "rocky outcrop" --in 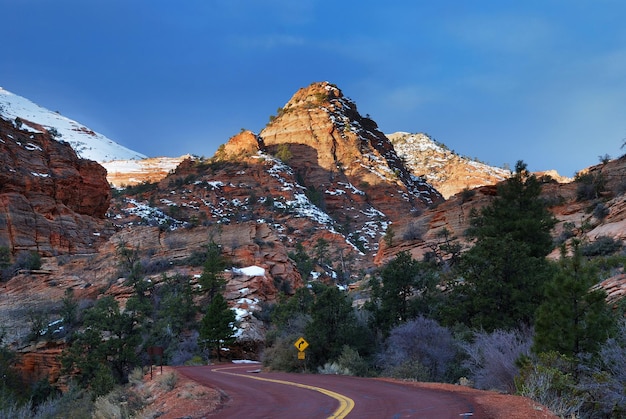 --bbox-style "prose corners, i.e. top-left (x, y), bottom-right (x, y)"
top-left (260, 82), bottom-right (443, 239)
top-left (388, 132), bottom-right (512, 199)
top-left (0, 117), bottom-right (112, 256)
top-left (103, 156), bottom-right (190, 187)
